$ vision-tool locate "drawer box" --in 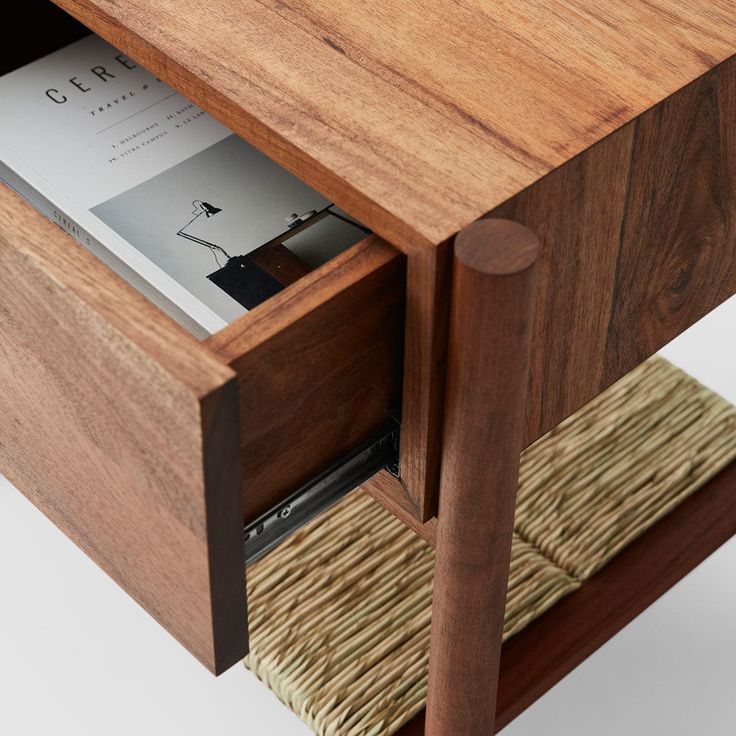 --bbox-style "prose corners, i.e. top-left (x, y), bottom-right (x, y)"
top-left (0, 182), bottom-right (405, 673)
